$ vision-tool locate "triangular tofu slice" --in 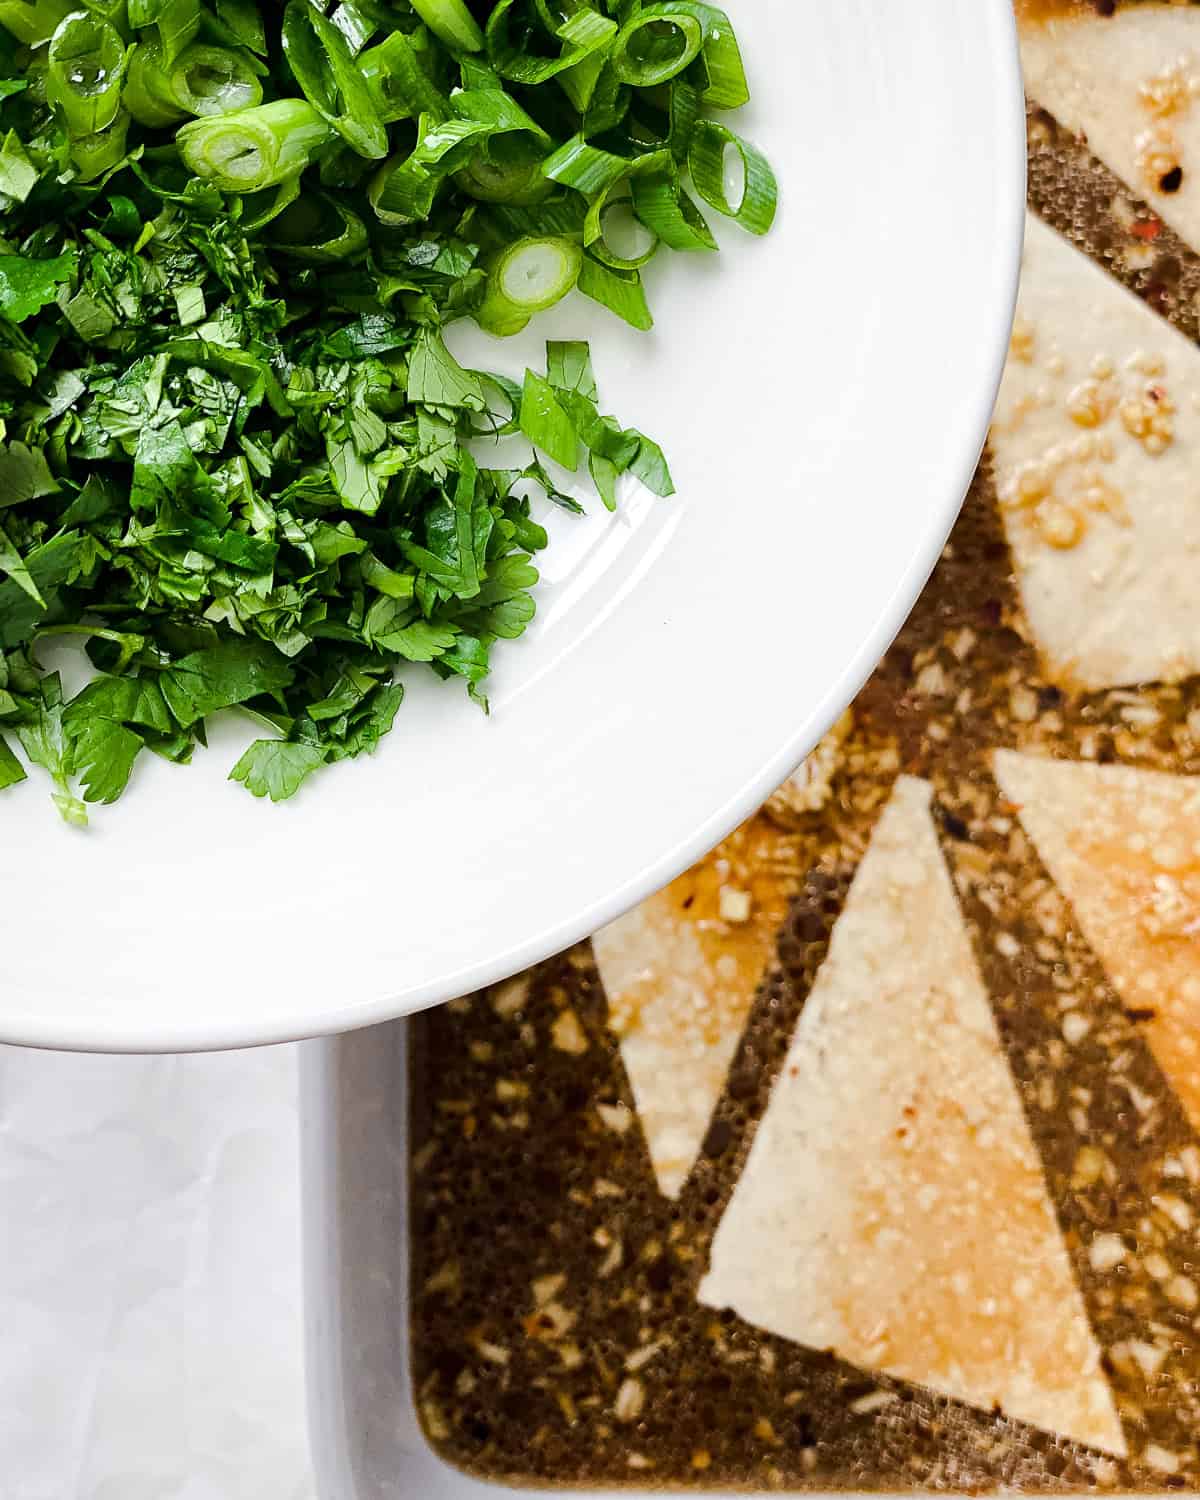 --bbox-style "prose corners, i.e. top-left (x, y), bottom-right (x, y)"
top-left (699, 777), bottom-right (1125, 1456)
top-left (991, 213), bottom-right (1200, 690)
top-left (995, 749), bottom-right (1200, 1130)
top-left (1021, 5), bottom-right (1200, 253)
top-left (594, 815), bottom-right (799, 1199)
